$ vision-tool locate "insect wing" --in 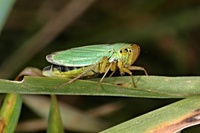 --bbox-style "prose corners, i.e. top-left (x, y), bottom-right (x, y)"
top-left (46, 44), bottom-right (113, 67)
